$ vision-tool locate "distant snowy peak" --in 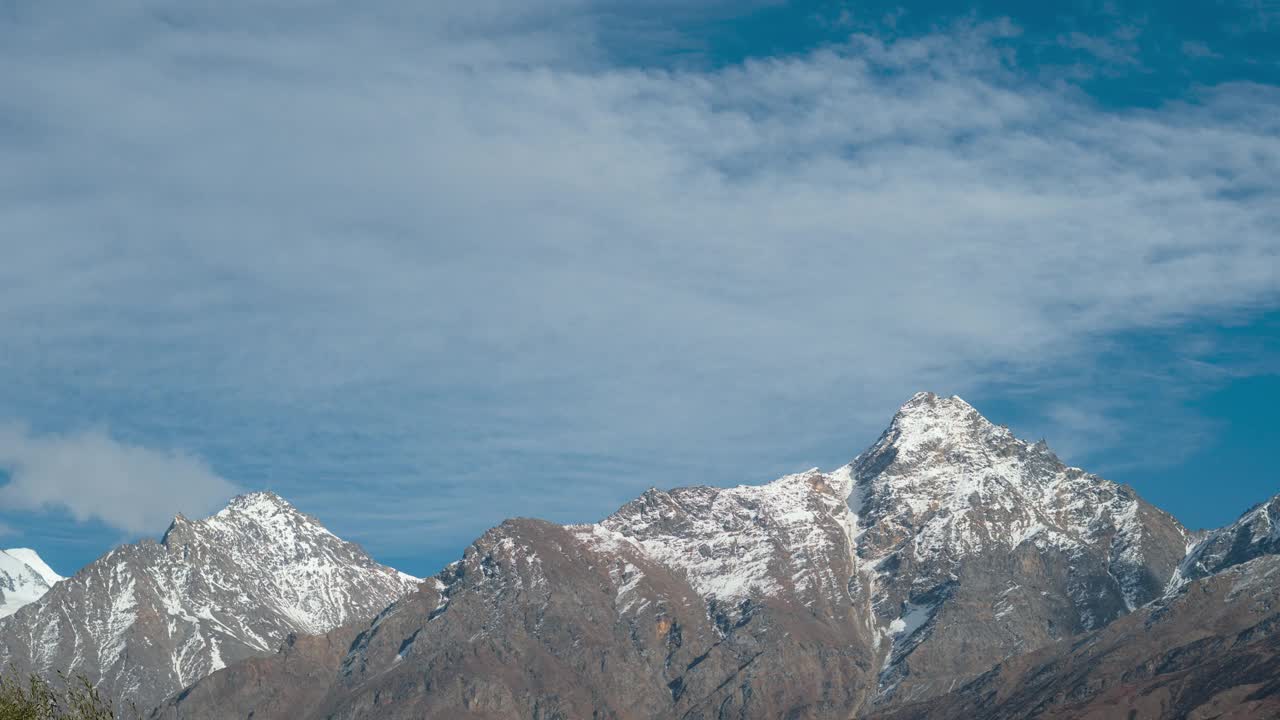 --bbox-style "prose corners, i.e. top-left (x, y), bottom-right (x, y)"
top-left (1176, 493), bottom-right (1280, 585)
top-left (2, 548), bottom-right (63, 586)
top-left (0, 548), bottom-right (61, 618)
